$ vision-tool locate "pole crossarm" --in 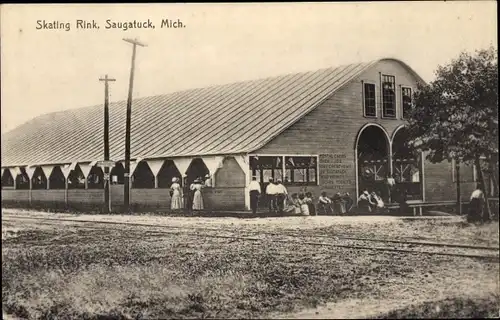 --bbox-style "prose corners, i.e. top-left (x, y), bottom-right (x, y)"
top-left (122, 38), bottom-right (147, 47)
top-left (99, 75), bottom-right (116, 82)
